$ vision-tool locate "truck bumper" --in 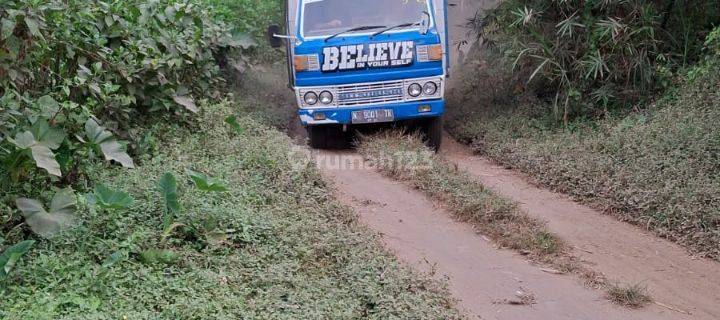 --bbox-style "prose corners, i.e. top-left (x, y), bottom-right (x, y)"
top-left (298, 99), bottom-right (445, 126)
